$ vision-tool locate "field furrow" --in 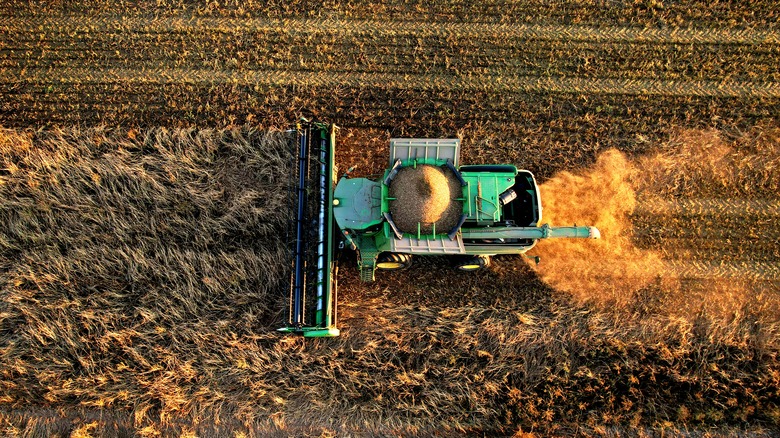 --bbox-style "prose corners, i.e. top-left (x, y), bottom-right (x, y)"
top-left (636, 197), bottom-right (780, 218)
top-left (2, 0), bottom-right (778, 28)
top-left (664, 260), bottom-right (780, 281)
top-left (3, 16), bottom-right (780, 45)
top-left (4, 39), bottom-right (778, 81)
top-left (2, 16), bottom-right (779, 83)
top-left (4, 67), bottom-right (780, 98)
top-left (634, 217), bottom-right (779, 240)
